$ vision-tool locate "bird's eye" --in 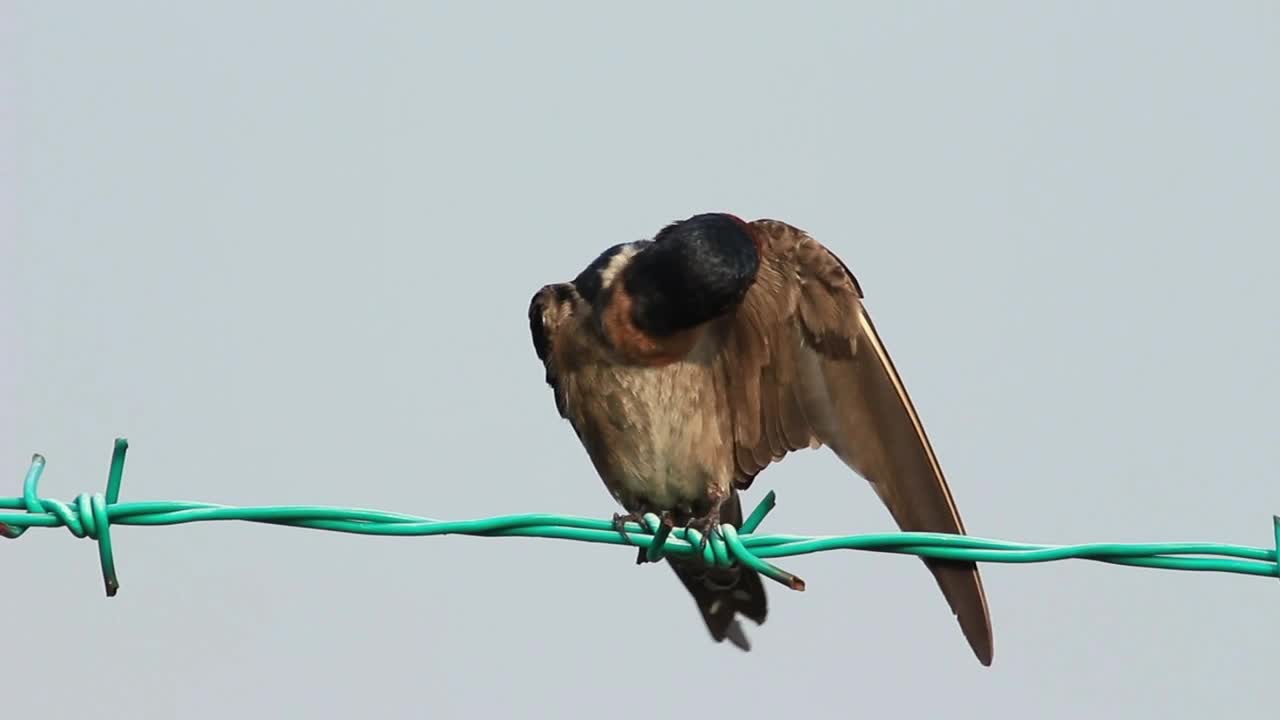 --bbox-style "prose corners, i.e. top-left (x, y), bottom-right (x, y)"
top-left (528, 296), bottom-right (552, 361)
